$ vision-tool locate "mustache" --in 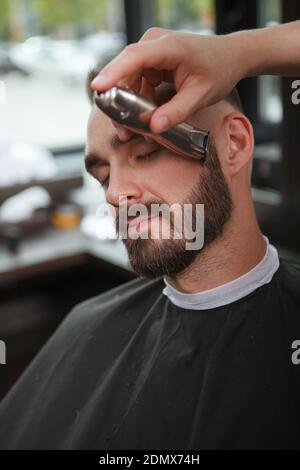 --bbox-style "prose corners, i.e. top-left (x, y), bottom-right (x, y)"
top-left (114, 199), bottom-right (198, 238)
top-left (115, 199), bottom-right (170, 234)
